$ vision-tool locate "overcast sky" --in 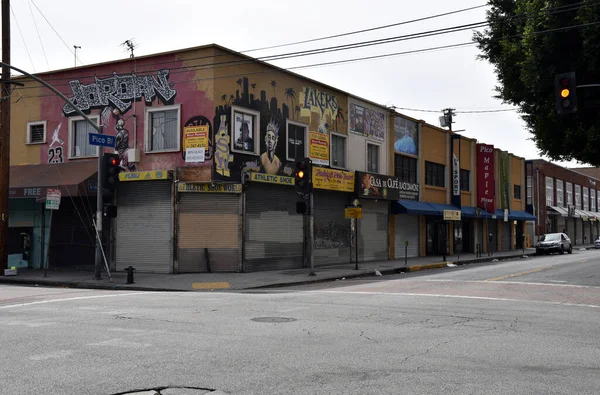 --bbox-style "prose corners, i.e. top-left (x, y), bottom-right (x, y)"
top-left (5, 0), bottom-right (586, 167)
